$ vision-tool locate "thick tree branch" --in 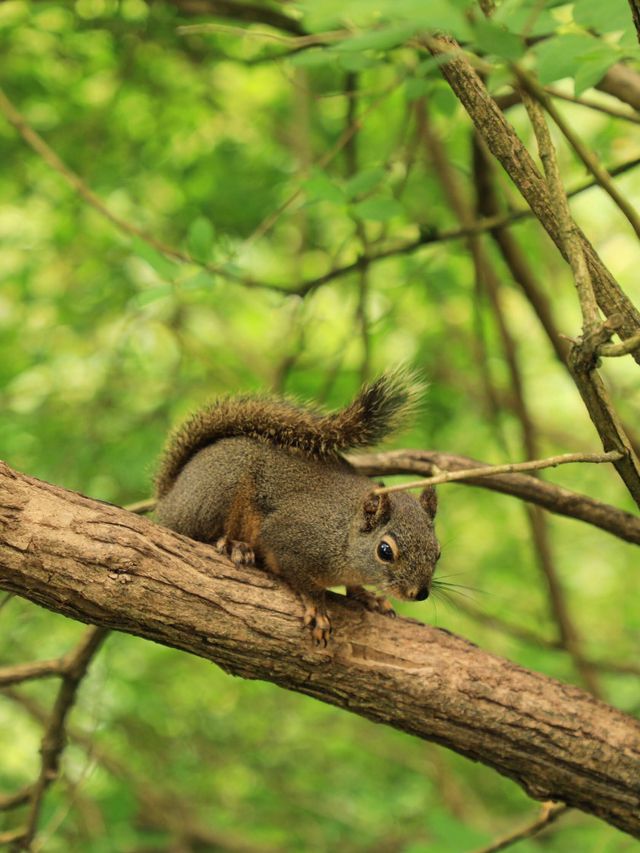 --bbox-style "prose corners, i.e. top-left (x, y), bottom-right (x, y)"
top-left (0, 462), bottom-right (639, 838)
